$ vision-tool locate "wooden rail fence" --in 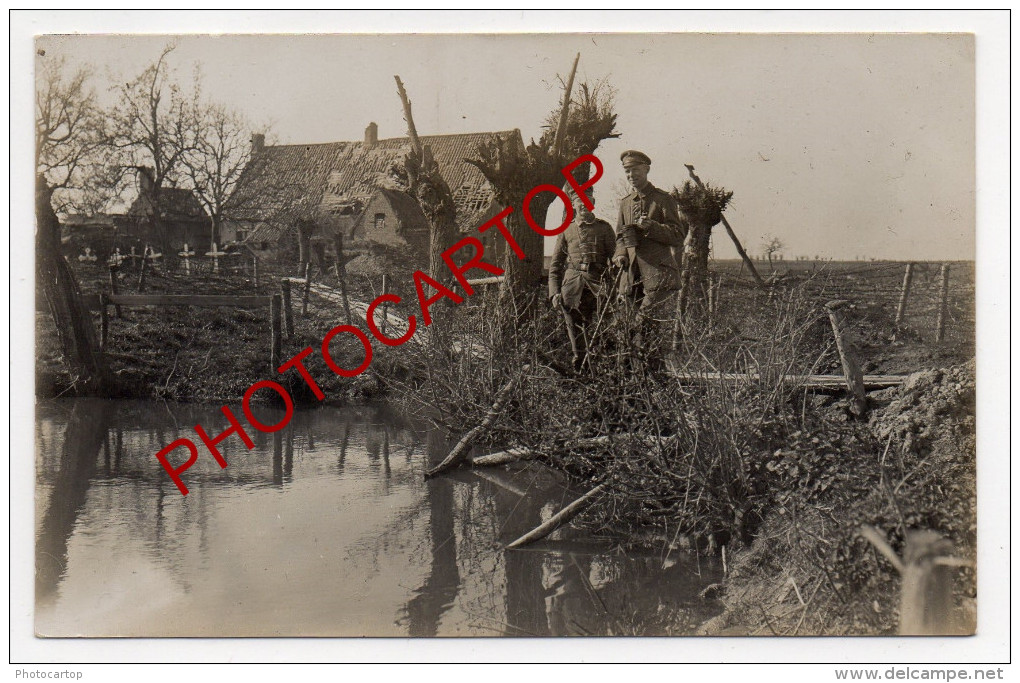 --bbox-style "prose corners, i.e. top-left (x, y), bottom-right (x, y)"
top-left (89, 292), bottom-right (283, 369)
